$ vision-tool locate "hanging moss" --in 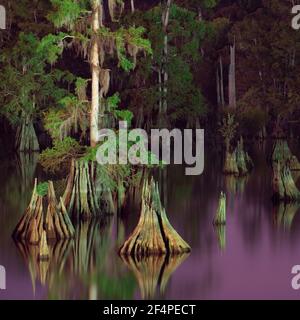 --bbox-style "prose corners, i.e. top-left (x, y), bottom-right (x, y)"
top-left (213, 192), bottom-right (226, 225)
top-left (108, 0), bottom-right (125, 22)
top-left (119, 177), bottom-right (191, 256)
